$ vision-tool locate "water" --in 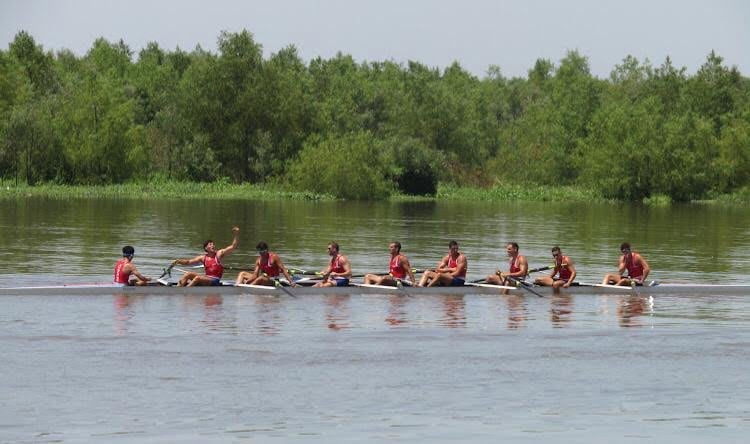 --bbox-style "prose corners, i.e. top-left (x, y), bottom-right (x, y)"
top-left (1, 198), bottom-right (749, 442)
top-left (0, 198), bottom-right (748, 286)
